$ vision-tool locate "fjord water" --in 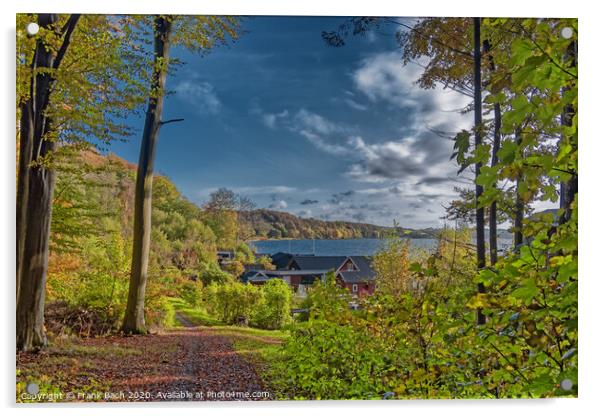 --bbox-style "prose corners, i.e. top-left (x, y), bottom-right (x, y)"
top-left (249, 237), bottom-right (515, 257)
top-left (249, 238), bottom-right (438, 256)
